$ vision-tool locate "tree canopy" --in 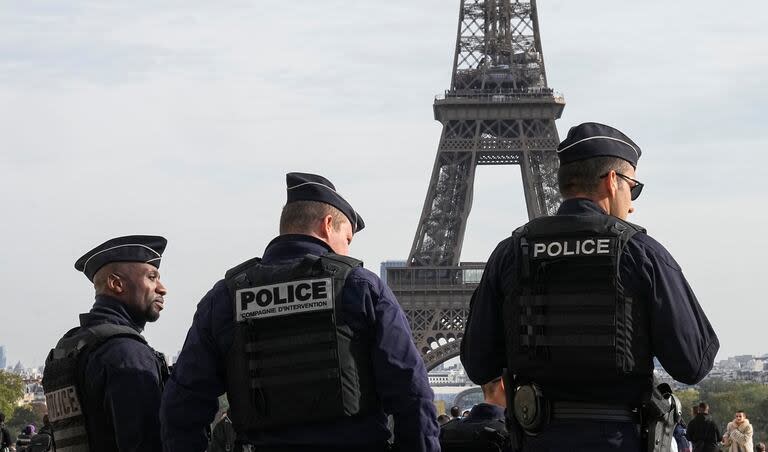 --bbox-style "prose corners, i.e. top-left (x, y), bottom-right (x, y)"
top-left (0, 370), bottom-right (24, 419)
